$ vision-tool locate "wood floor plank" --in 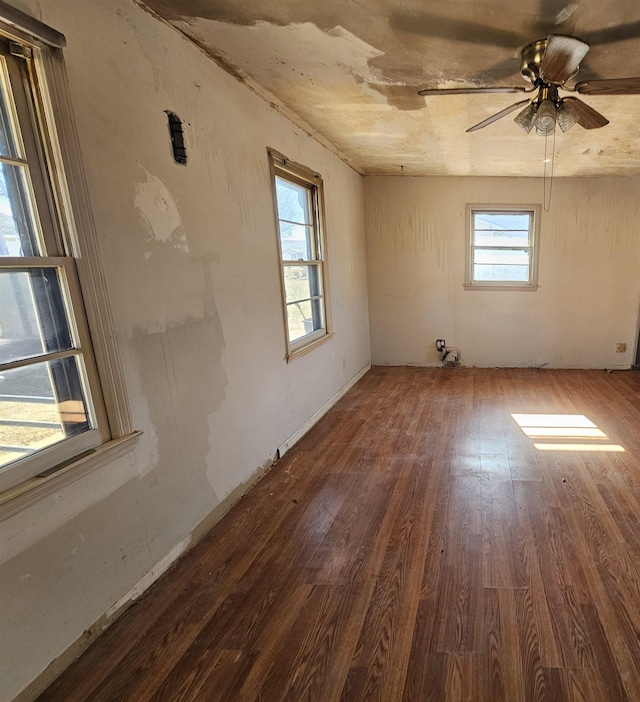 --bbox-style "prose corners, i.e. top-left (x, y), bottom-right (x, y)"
top-left (340, 456), bottom-right (446, 701)
top-left (434, 476), bottom-right (484, 653)
top-left (484, 588), bottom-right (525, 702)
top-left (482, 476), bottom-right (529, 589)
top-left (37, 367), bottom-right (640, 702)
top-left (444, 653), bottom-right (483, 702)
top-left (513, 587), bottom-right (552, 702)
top-left (512, 481), bottom-right (564, 668)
